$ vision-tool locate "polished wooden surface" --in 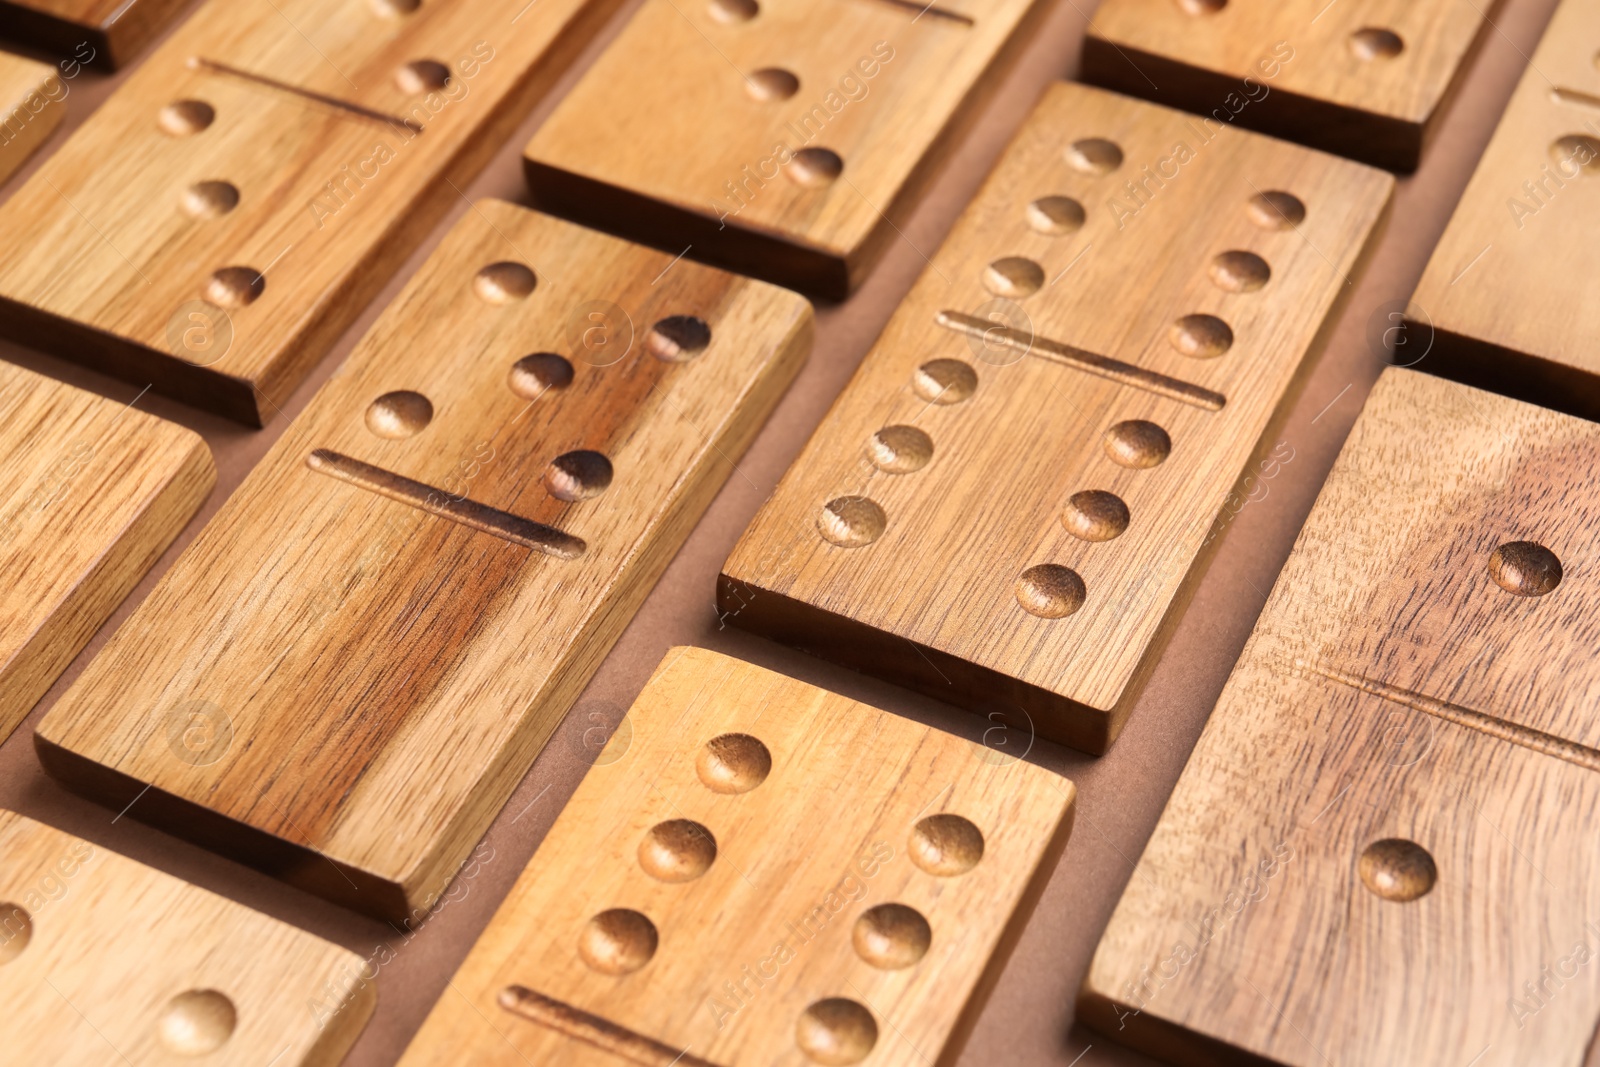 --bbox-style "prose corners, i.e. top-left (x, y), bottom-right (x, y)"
top-left (0, 51), bottom-right (65, 182)
top-left (1084, 368), bottom-right (1600, 1066)
top-left (35, 202), bottom-right (811, 922)
top-left (1082, 0), bottom-right (1496, 171)
top-left (0, 0), bottom-right (622, 424)
top-left (524, 0), bottom-right (1049, 297)
top-left (0, 0), bottom-right (191, 68)
top-left (0, 361), bottom-right (211, 746)
top-left (0, 808), bottom-right (373, 1065)
top-left (1409, 0), bottom-right (1600, 421)
top-left (723, 81), bottom-right (1392, 753)
top-left (0, 0), bottom-right (1566, 1062)
top-left (400, 647), bottom-right (1074, 1067)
